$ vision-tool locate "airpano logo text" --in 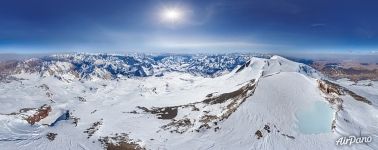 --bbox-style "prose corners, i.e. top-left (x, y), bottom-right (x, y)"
top-left (336, 136), bottom-right (372, 146)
